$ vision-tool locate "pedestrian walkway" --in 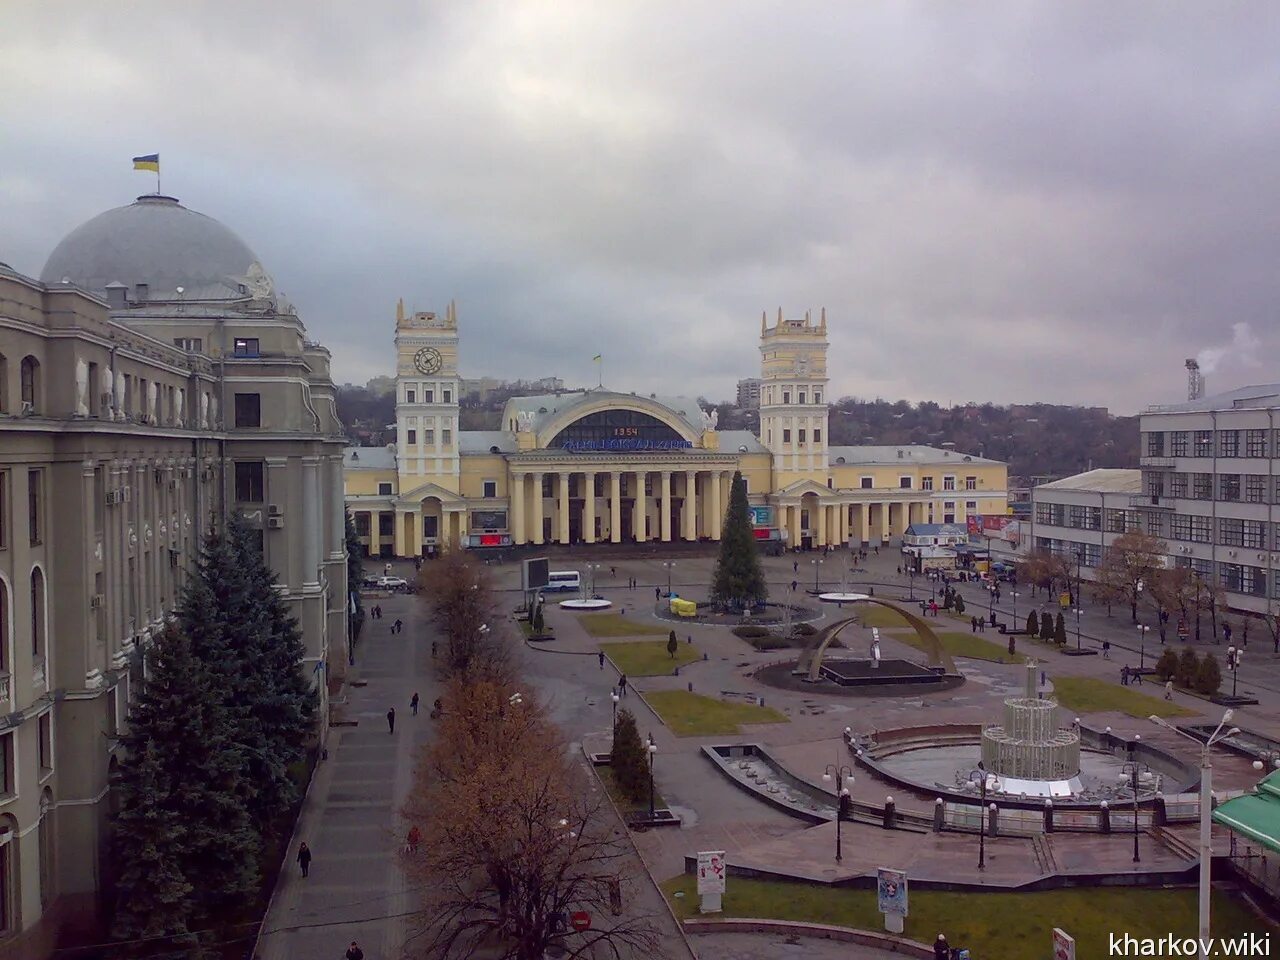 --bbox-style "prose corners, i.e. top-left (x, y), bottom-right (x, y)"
top-left (254, 591), bottom-right (437, 960)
